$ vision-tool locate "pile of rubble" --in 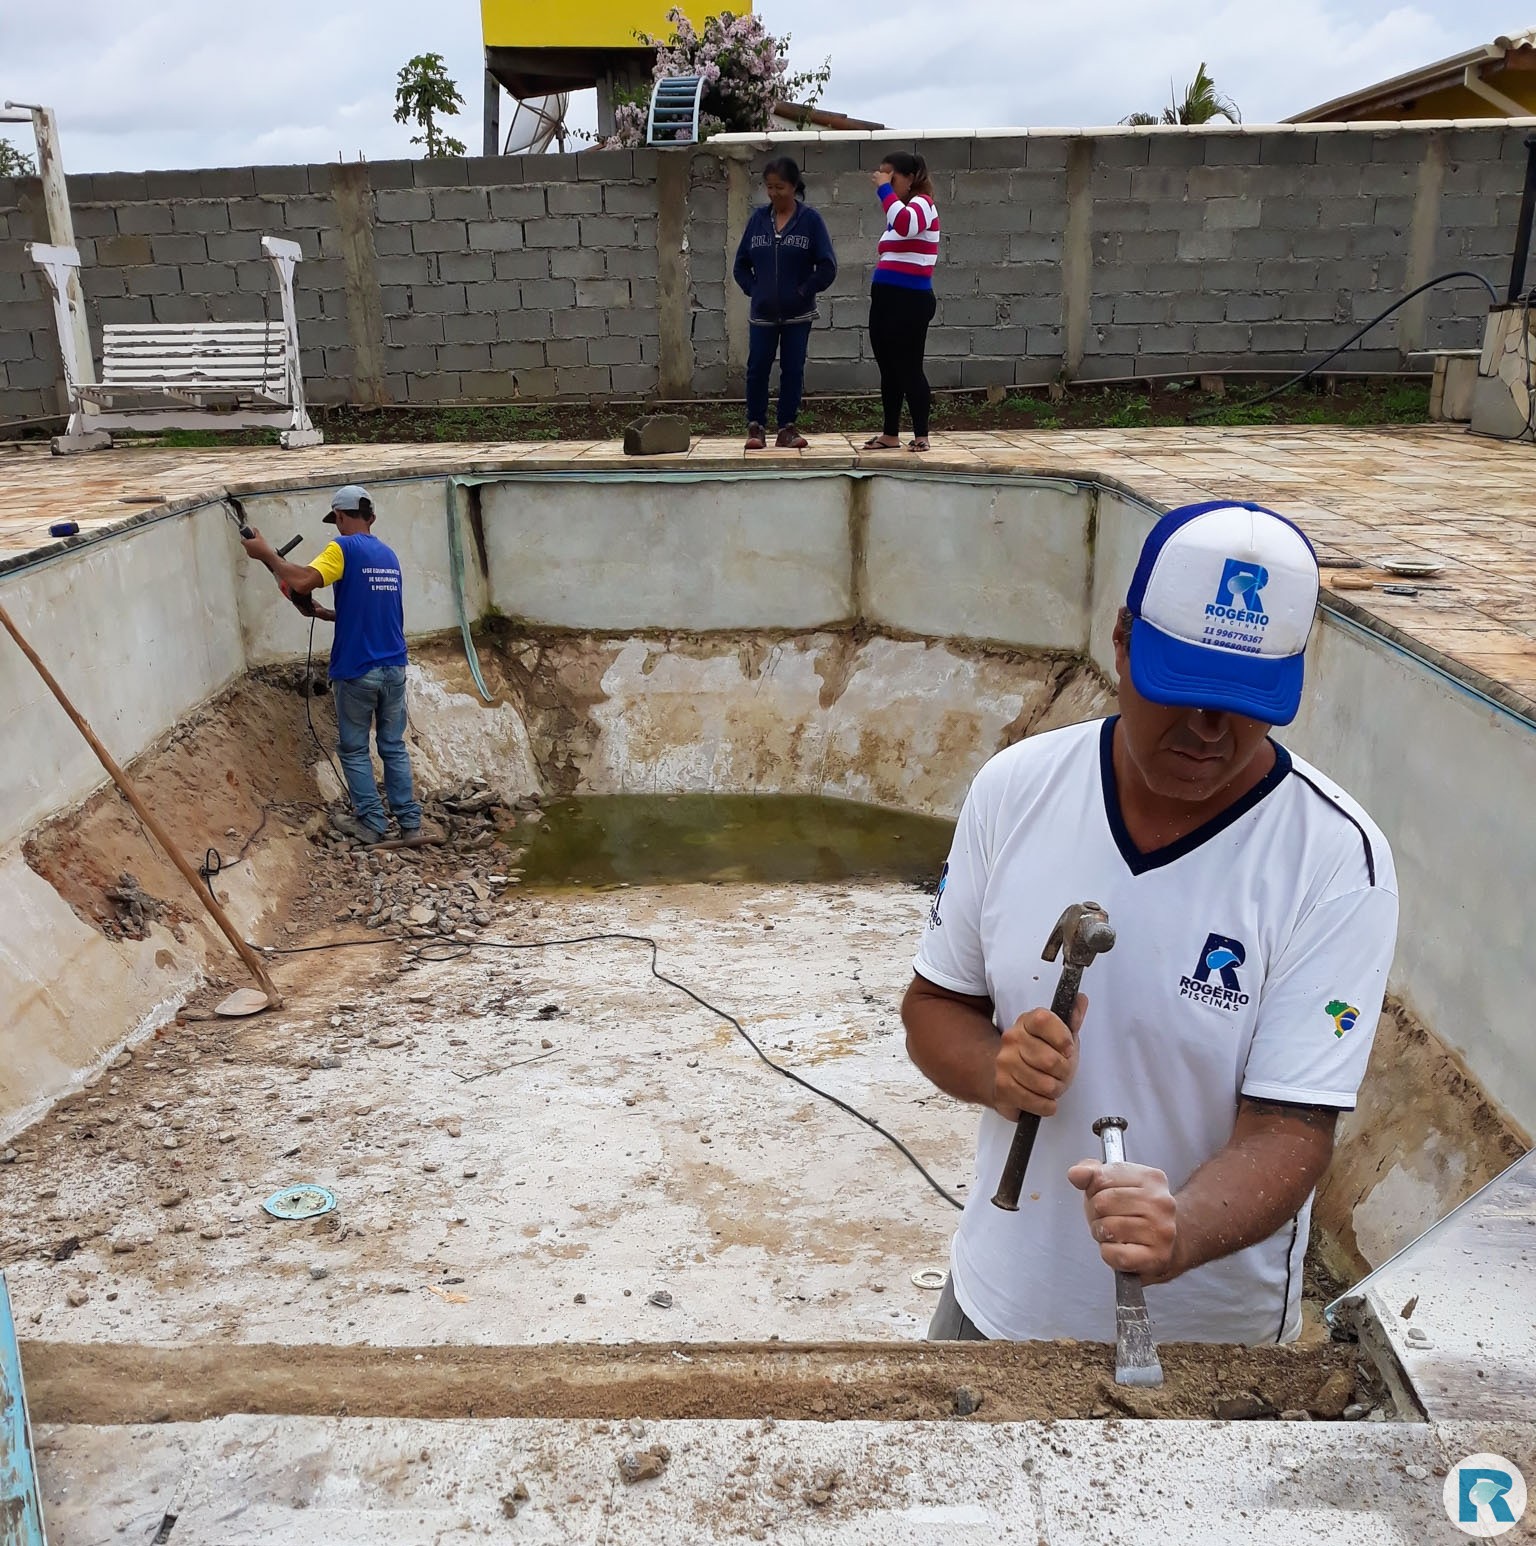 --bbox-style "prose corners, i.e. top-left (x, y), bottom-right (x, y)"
top-left (306, 780), bottom-right (547, 941)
